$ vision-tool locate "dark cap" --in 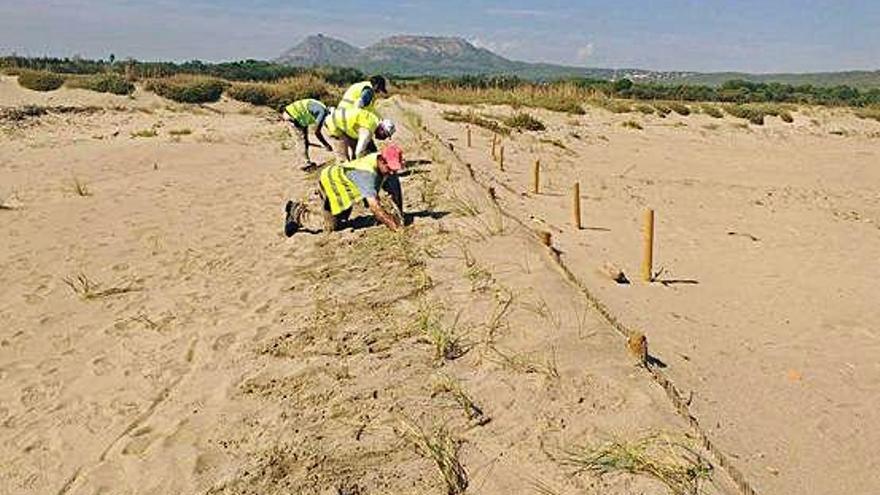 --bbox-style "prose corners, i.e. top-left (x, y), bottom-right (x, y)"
top-left (370, 75), bottom-right (388, 94)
